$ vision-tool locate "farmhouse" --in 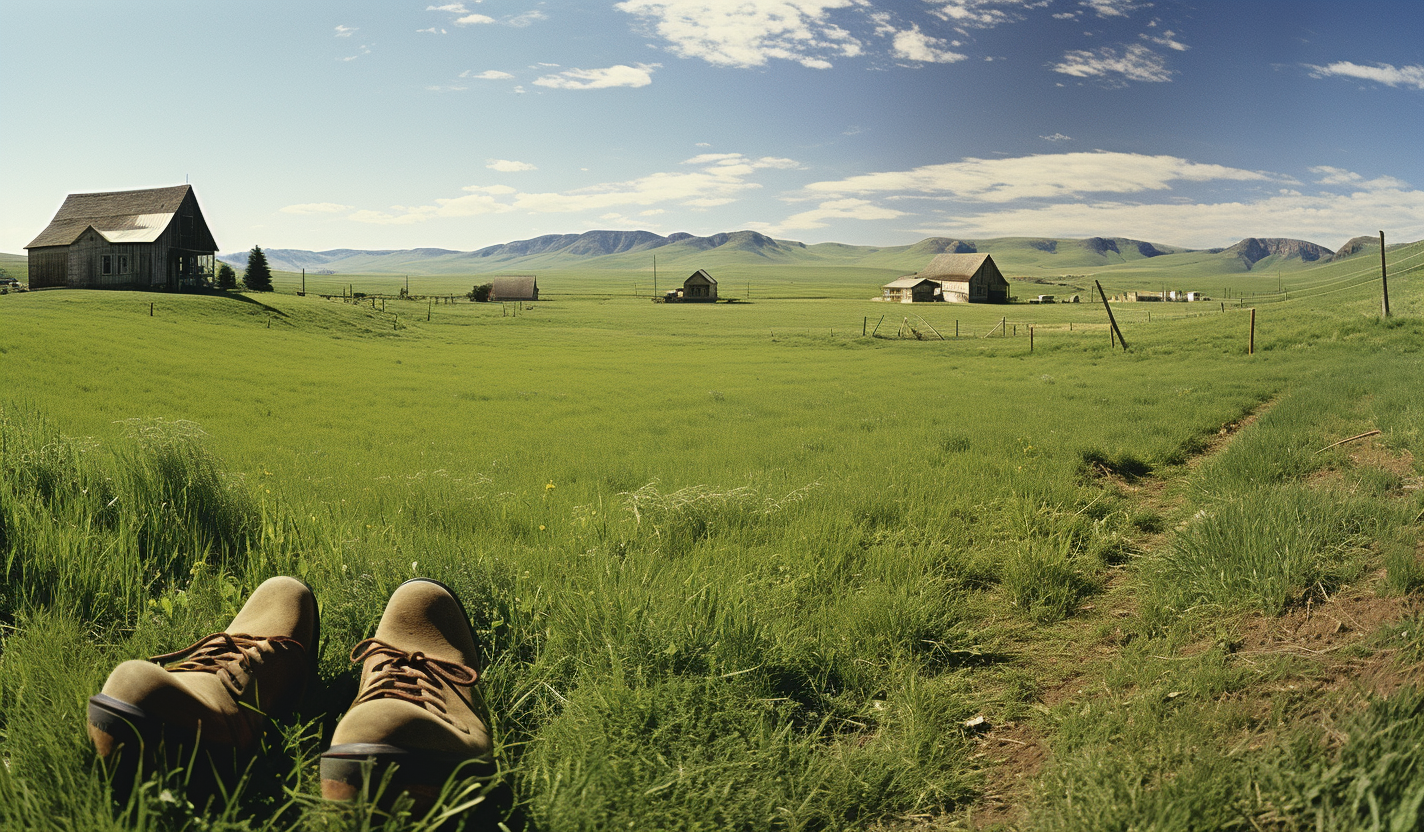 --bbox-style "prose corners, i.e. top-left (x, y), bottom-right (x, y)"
top-left (489, 275), bottom-right (538, 301)
top-left (25, 185), bottom-right (217, 290)
top-left (682, 269), bottom-right (717, 302)
top-left (881, 276), bottom-right (940, 303)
